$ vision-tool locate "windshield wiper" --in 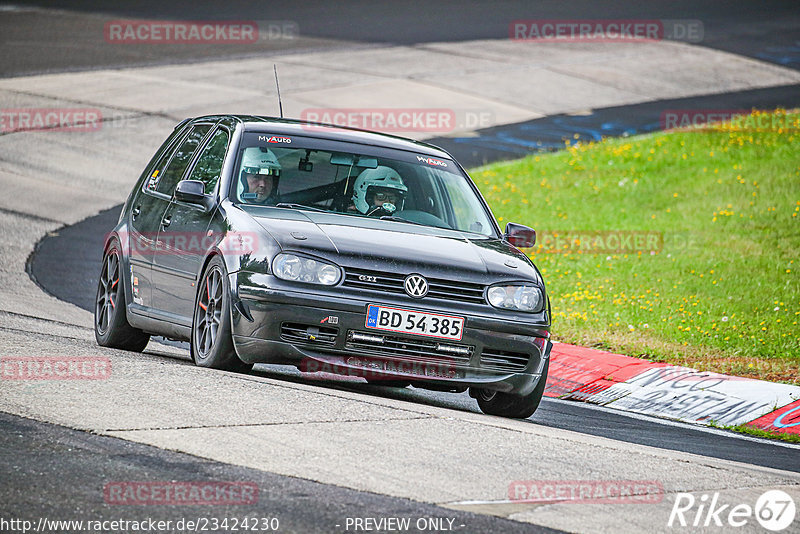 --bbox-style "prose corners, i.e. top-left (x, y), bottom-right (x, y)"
top-left (275, 203), bottom-right (326, 212)
top-left (379, 215), bottom-right (425, 226)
